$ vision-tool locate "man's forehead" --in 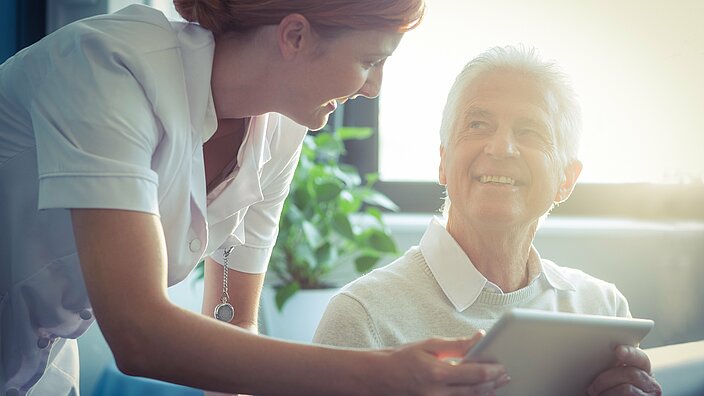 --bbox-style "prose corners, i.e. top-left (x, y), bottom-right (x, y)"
top-left (460, 100), bottom-right (554, 124)
top-left (458, 73), bottom-right (559, 121)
